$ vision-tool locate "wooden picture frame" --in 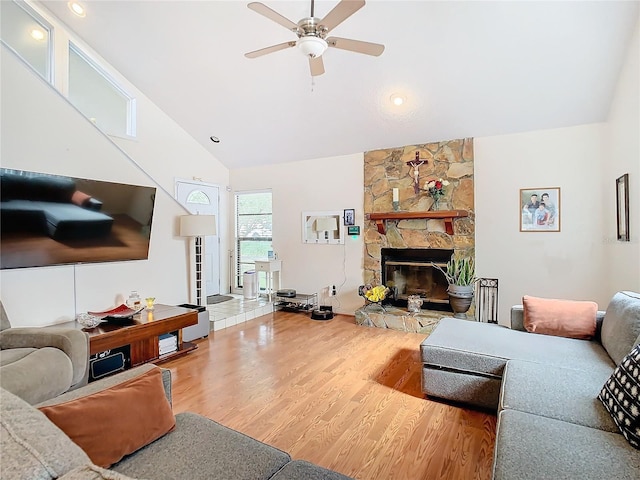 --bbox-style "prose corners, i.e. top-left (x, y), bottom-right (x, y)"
top-left (520, 187), bottom-right (561, 232)
top-left (616, 174), bottom-right (630, 241)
